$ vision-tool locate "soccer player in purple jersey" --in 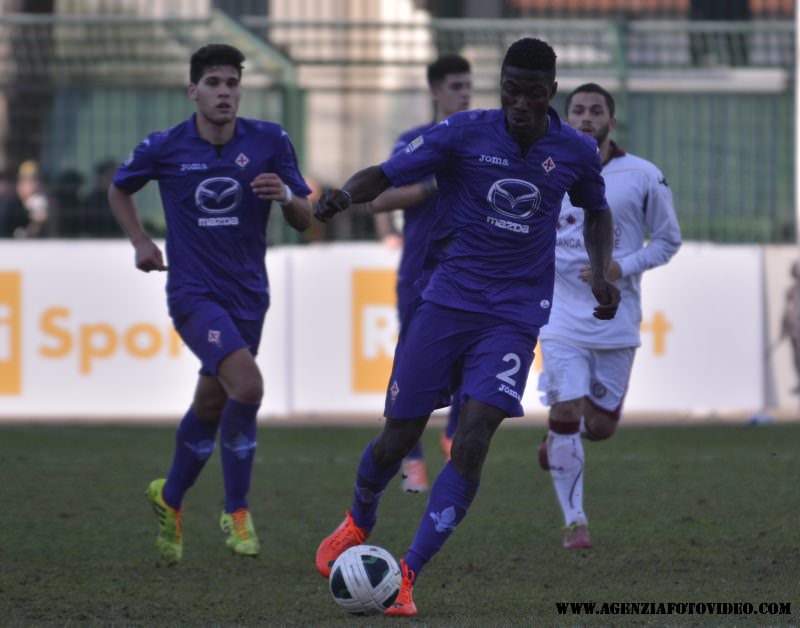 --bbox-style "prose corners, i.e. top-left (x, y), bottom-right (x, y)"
top-left (108, 44), bottom-right (312, 565)
top-left (313, 38), bottom-right (620, 617)
top-left (372, 54), bottom-right (473, 493)
top-left (536, 83), bottom-right (681, 550)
